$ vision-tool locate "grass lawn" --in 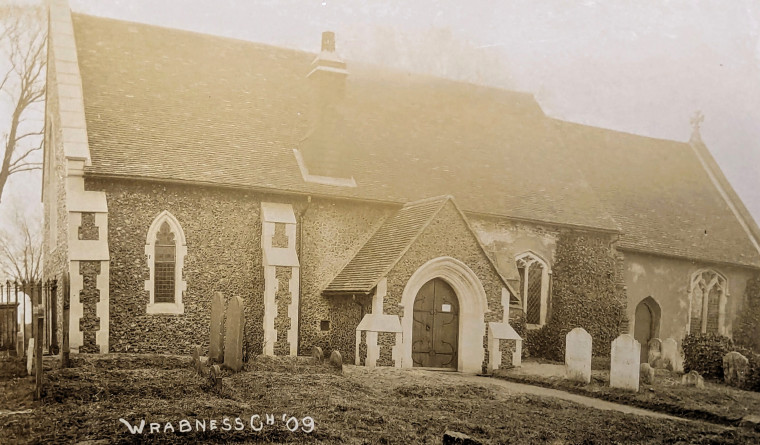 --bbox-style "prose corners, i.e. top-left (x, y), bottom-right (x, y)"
top-left (496, 359), bottom-right (760, 426)
top-left (0, 354), bottom-right (758, 444)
